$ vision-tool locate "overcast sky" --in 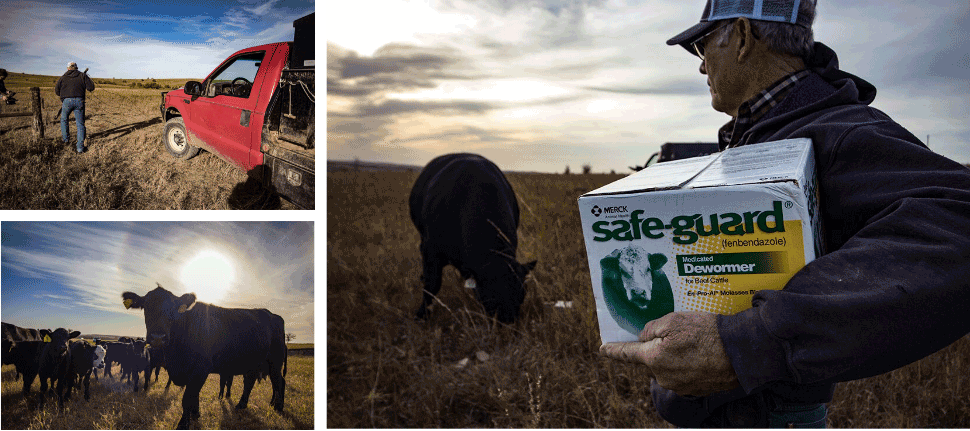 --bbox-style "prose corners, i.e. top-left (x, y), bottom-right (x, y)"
top-left (1, 222), bottom-right (314, 343)
top-left (0, 0), bottom-right (314, 79)
top-left (327, 0), bottom-right (970, 174)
